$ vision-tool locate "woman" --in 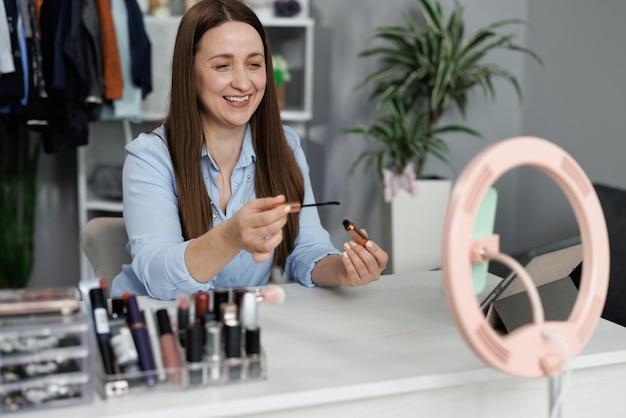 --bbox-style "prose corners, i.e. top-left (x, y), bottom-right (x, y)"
top-left (110, 0), bottom-right (388, 300)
